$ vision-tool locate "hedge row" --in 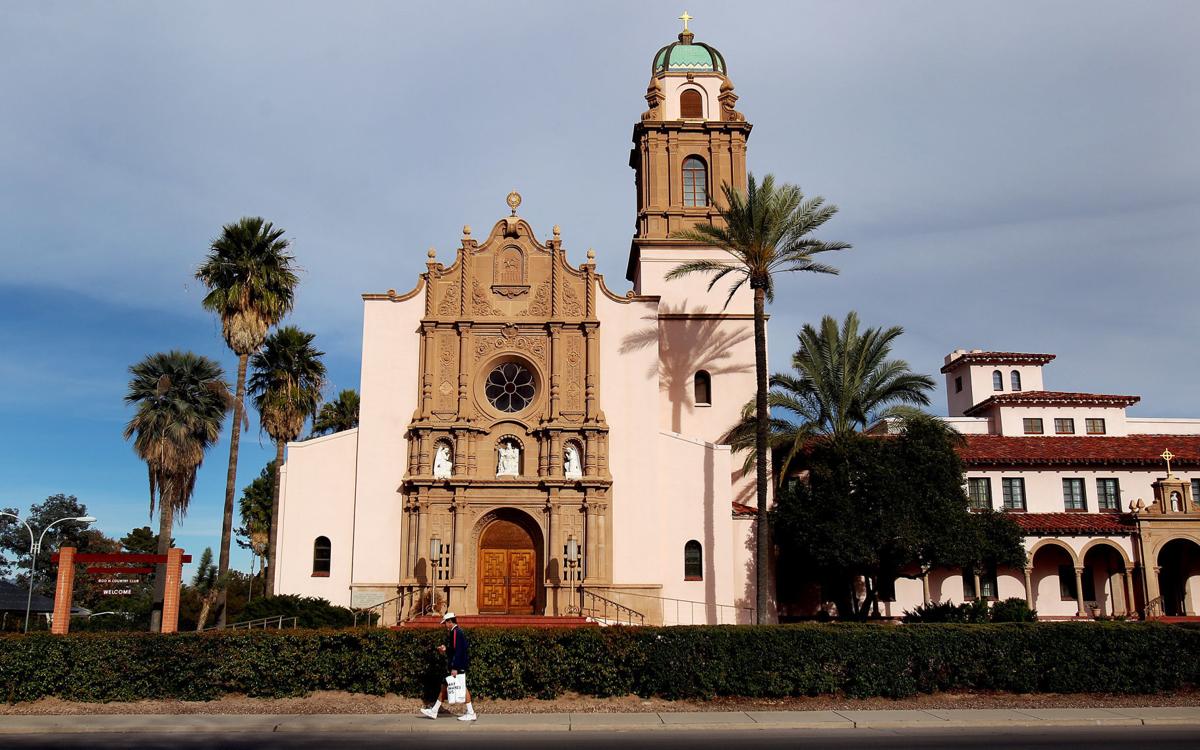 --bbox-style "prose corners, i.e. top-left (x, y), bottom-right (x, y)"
top-left (2, 623), bottom-right (1199, 703)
